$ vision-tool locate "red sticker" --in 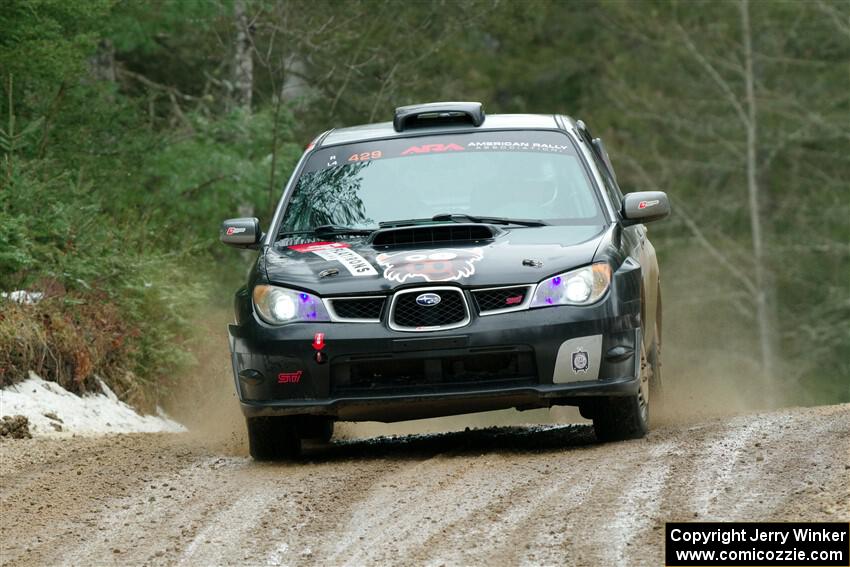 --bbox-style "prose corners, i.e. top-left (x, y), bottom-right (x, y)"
top-left (278, 370), bottom-right (303, 384)
top-left (289, 241), bottom-right (351, 253)
top-left (505, 295), bottom-right (524, 305)
top-left (638, 199), bottom-right (659, 210)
